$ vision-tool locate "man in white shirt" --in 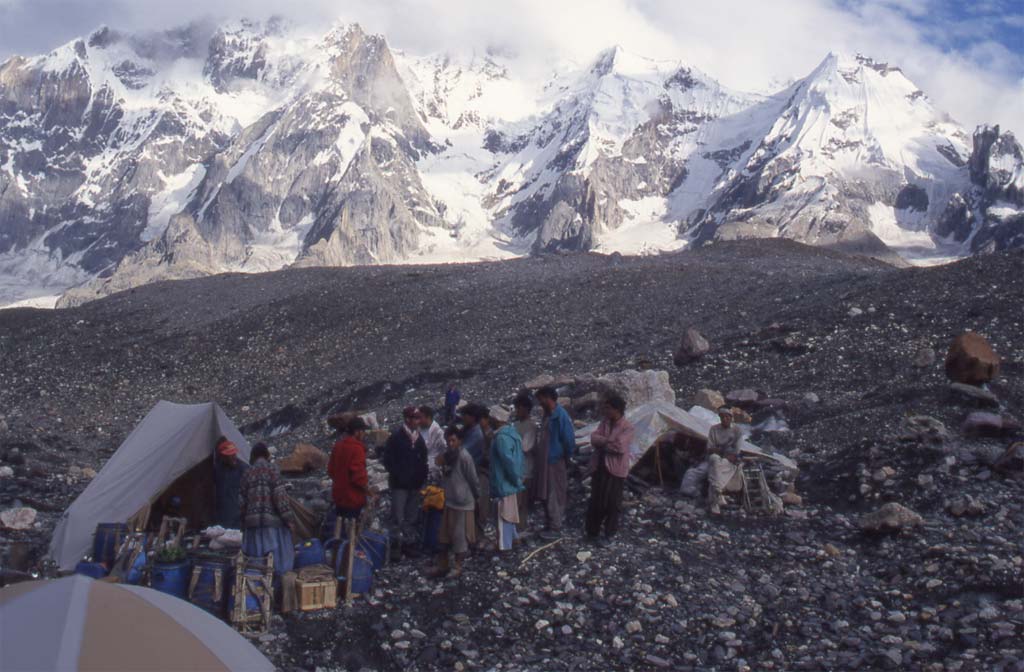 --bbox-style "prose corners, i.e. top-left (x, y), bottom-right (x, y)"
top-left (418, 405), bottom-right (447, 483)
